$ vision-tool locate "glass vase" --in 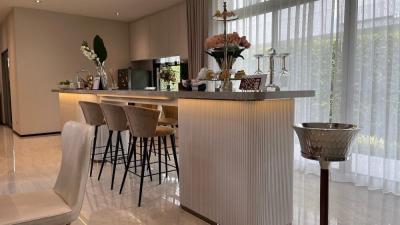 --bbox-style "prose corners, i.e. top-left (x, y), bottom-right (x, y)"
top-left (221, 78), bottom-right (233, 92)
top-left (96, 65), bottom-right (108, 90)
